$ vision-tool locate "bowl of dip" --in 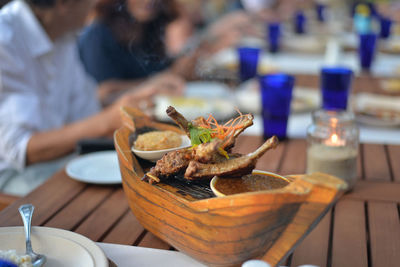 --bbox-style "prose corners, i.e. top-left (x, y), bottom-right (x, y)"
top-left (210, 170), bottom-right (290, 197)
